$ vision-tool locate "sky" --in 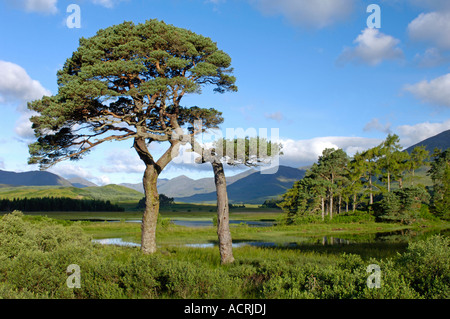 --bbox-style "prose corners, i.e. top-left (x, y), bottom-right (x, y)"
top-left (0, 0), bottom-right (449, 185)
